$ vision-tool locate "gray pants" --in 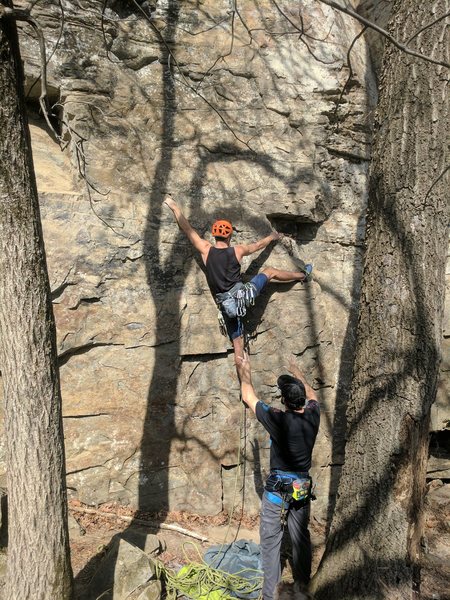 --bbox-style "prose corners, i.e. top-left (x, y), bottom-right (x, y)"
top-left (260, 491), bottom-right (311, 600)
